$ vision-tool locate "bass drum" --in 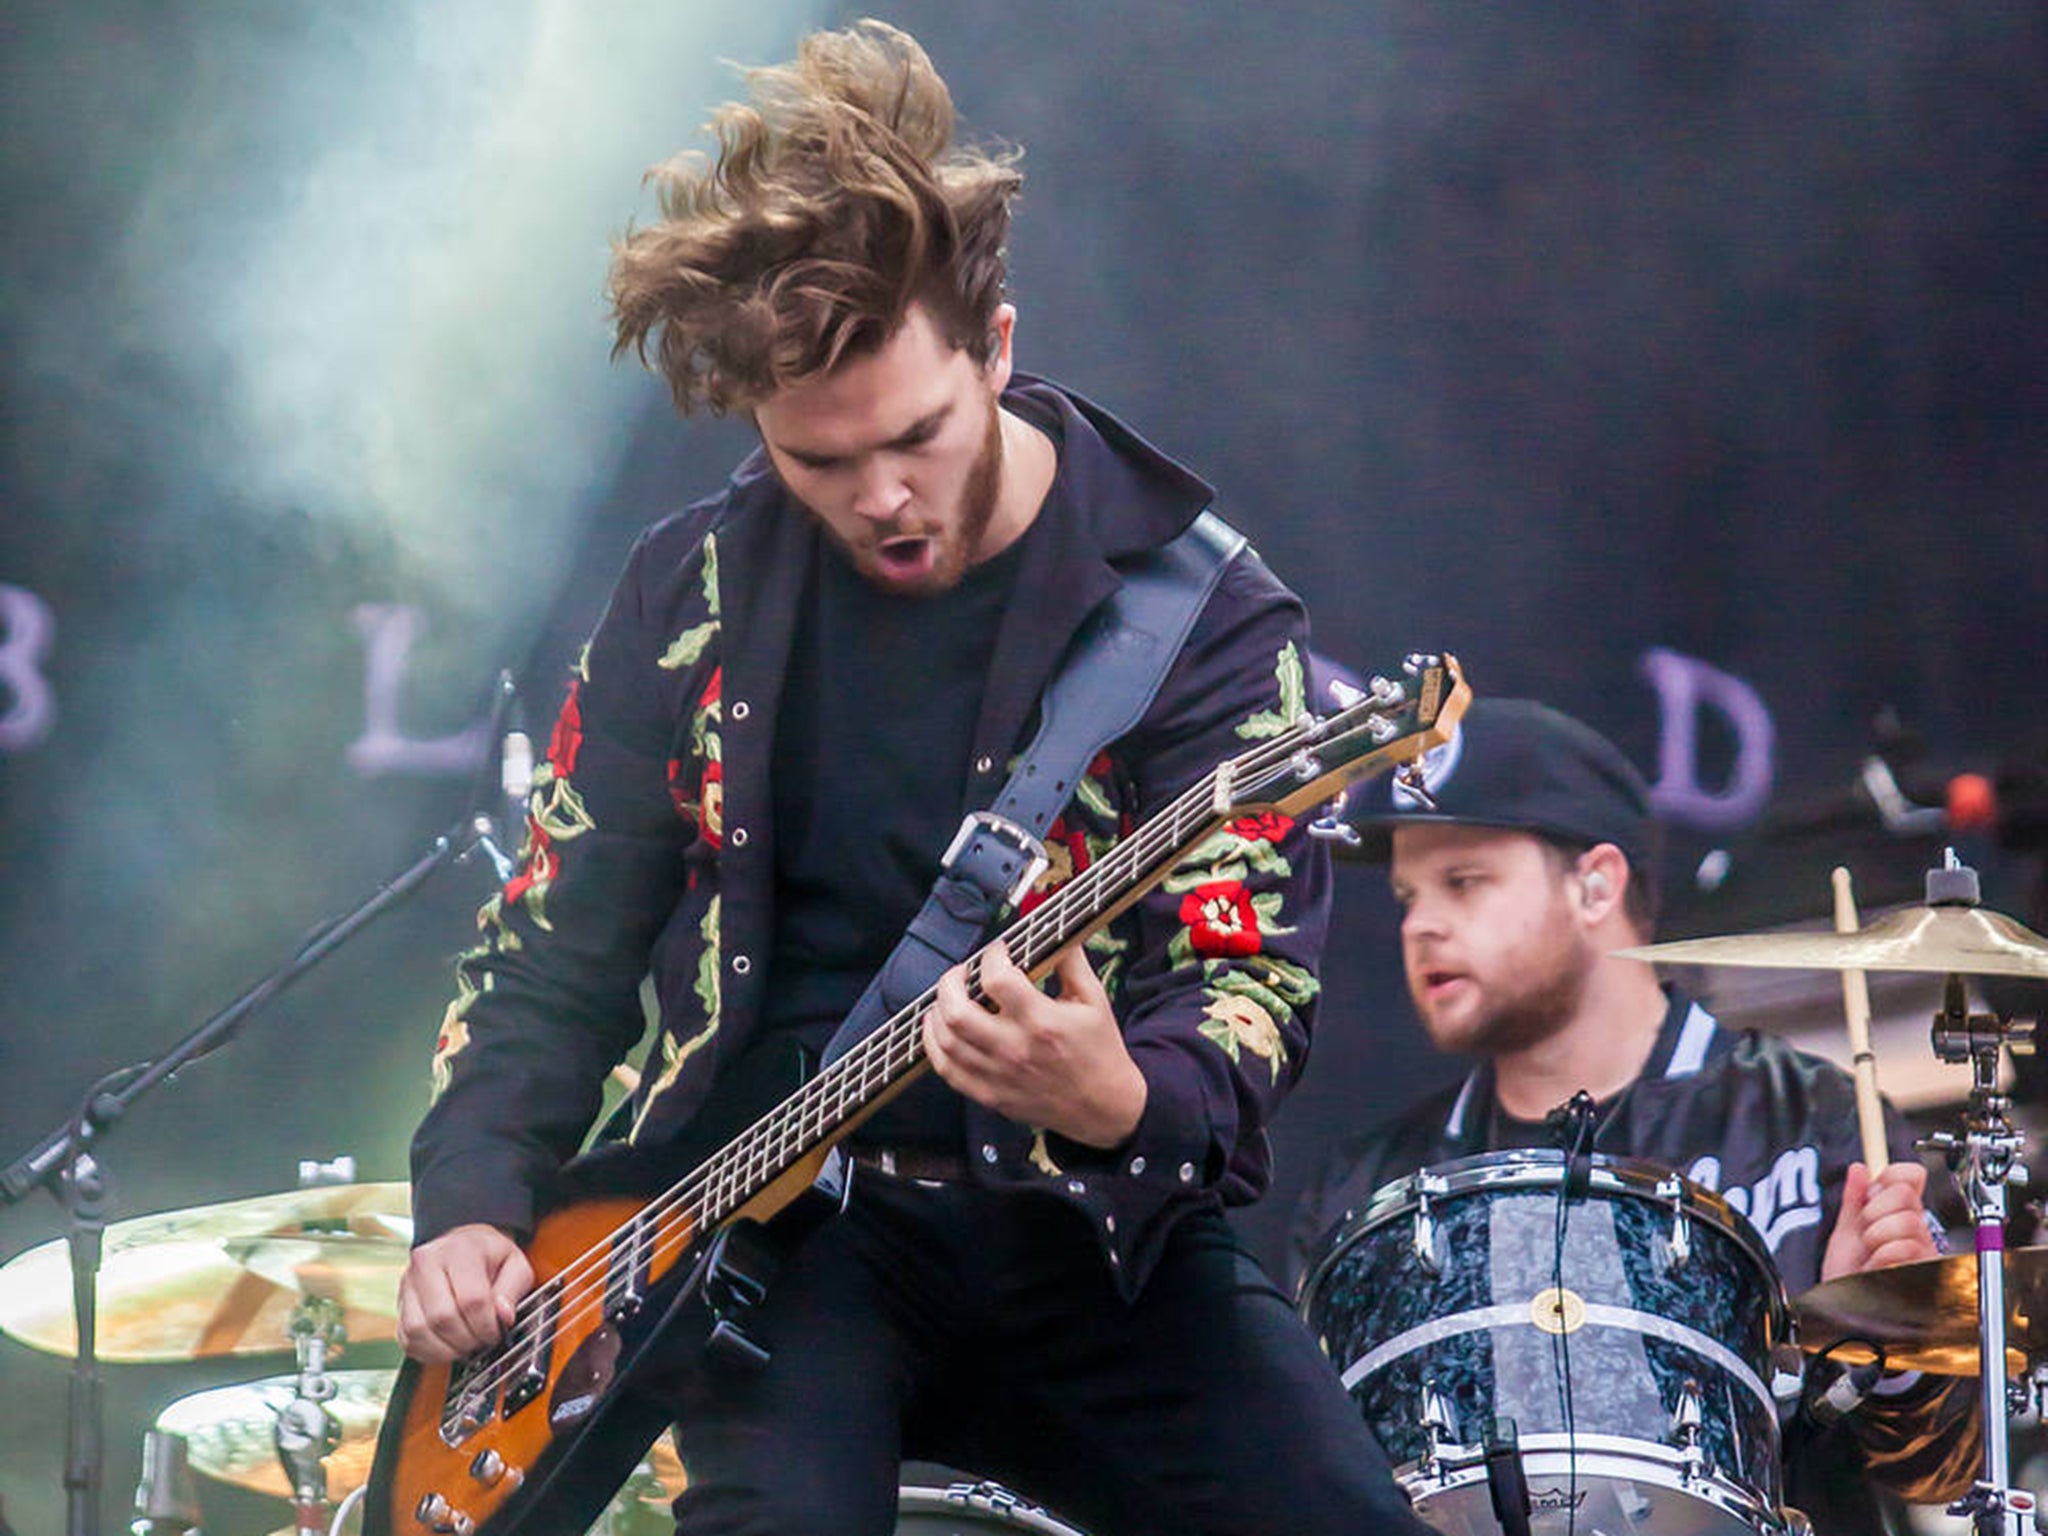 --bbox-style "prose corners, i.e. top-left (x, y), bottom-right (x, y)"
top-left (895, 1480), bottom-right (1088, 1534)
top-left (1299, 1149), bottom-right (1801, 1536)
